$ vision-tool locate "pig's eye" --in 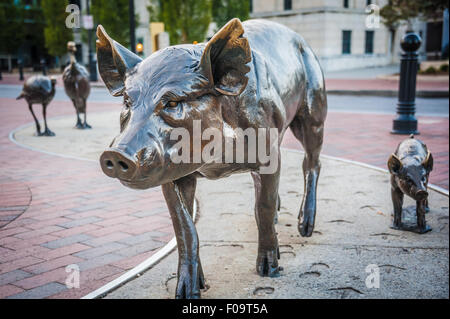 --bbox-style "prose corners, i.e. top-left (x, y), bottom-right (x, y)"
top-left (167, 101), bottom-right (179, 108)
